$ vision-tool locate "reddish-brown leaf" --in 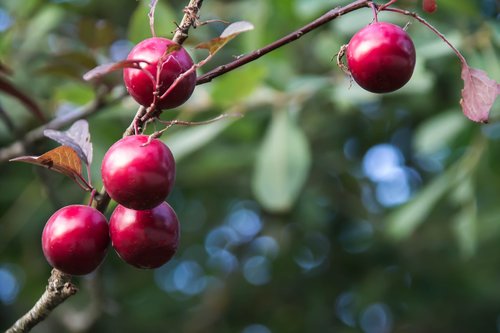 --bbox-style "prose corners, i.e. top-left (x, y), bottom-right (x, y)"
top-left (0, 75), bottom-right (45, 122)
top-left (83, 59), bottom-right (150, 81)
top-left (196, 21), bottom-right (254, 55)
top-left (460, 65), bottom-right (500, 123)
top-left (10, 146), bottom-right (90, 190)
top-left (44, 120), bottom-right (93, 166)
